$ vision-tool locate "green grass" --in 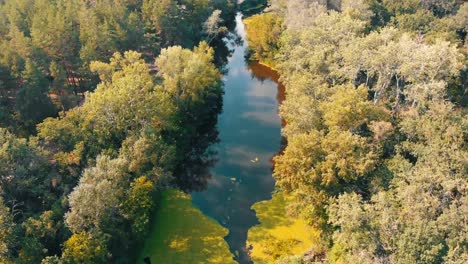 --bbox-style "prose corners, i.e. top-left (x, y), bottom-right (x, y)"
top-left (138, 189), bottom-right (236, 264)
top-left (247, 192), bottom-right (319, 264)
